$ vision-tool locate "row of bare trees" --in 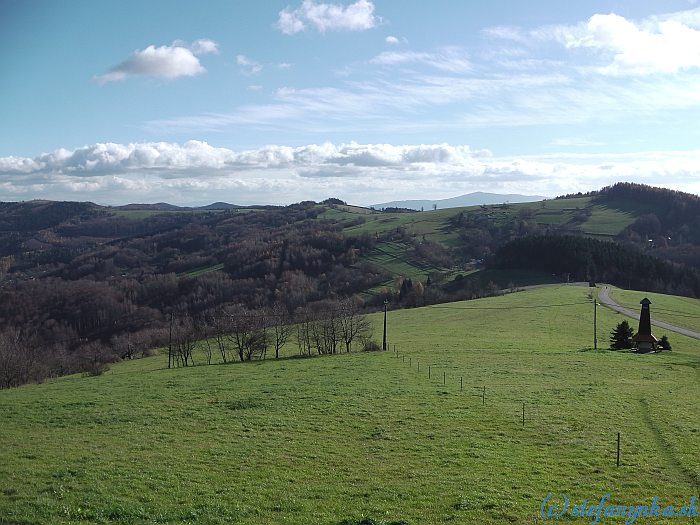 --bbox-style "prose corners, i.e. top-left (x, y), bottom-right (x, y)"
top-left (166, 298), bottom-right (375, 368)
top-left (0, 299), bottom-right (377, 386)
top-left (168, 299), bottom-right (372, 367)
top-left (295, 299), bottom-right (373, 356)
